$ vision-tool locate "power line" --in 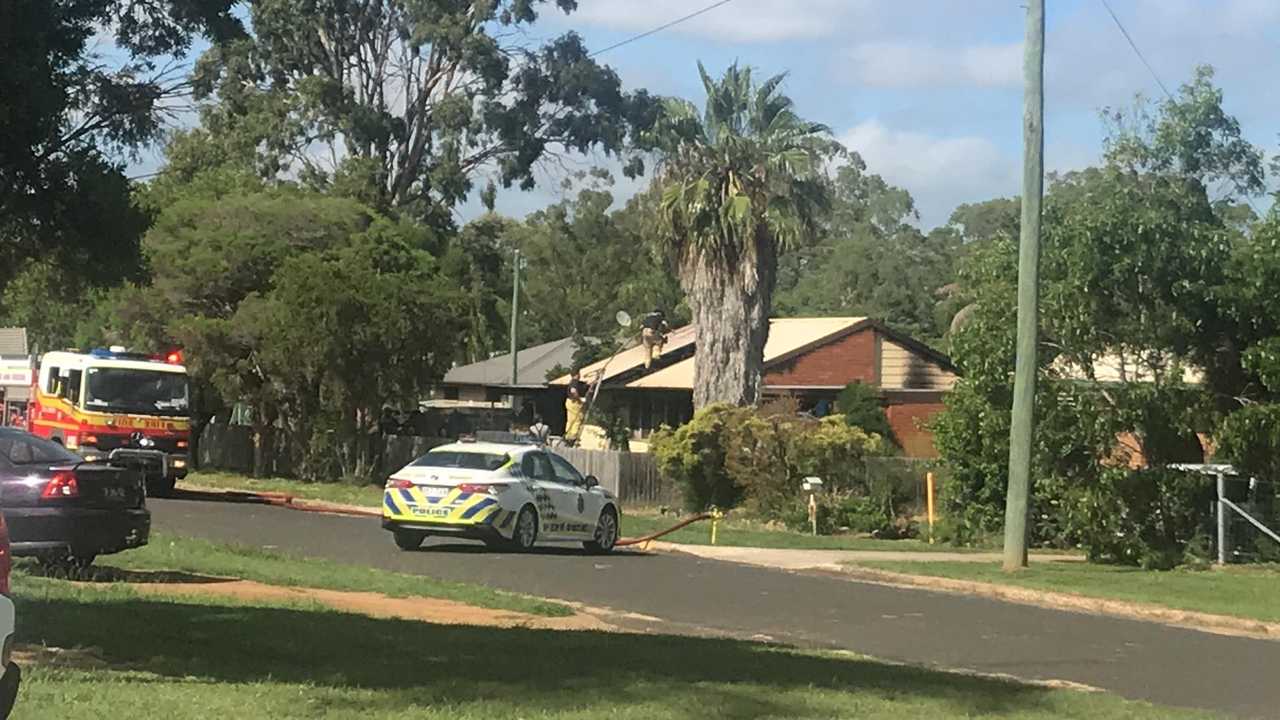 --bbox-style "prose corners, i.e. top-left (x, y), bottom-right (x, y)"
top-left (1099, 0), bottom-right (1265, 216)
top-left (588, 0), bottom-right (735, 57)
top-left (1098, 0), bottom-right (1173, 101)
